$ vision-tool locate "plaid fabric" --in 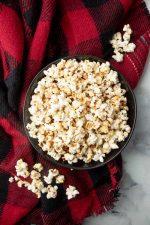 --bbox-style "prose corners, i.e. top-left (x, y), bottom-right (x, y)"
top-left (0, 0), bottom-right (149, 224)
